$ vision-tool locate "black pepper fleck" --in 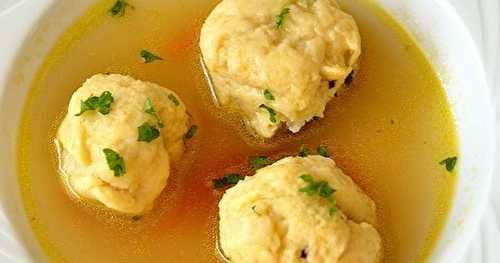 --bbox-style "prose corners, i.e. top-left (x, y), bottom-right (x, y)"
top-left (345, 71), bottom-right (354, 85)
top-left (300, 248), bottom-right (308, 259)
top-left (328, 80), bottom-right (336, 89)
